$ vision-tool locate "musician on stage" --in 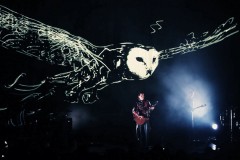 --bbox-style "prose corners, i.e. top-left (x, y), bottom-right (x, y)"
top-left (132, 92), bottom-right (157, 148)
